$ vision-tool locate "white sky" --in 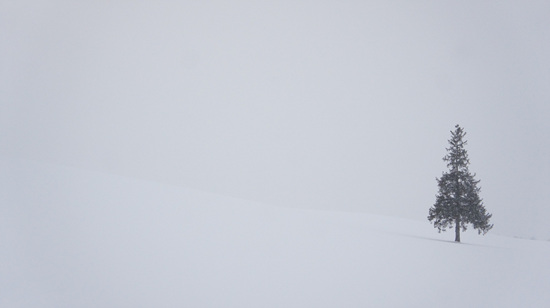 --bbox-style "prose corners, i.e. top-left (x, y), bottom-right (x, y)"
top-left (2, 1), bottom-right (549, 238)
